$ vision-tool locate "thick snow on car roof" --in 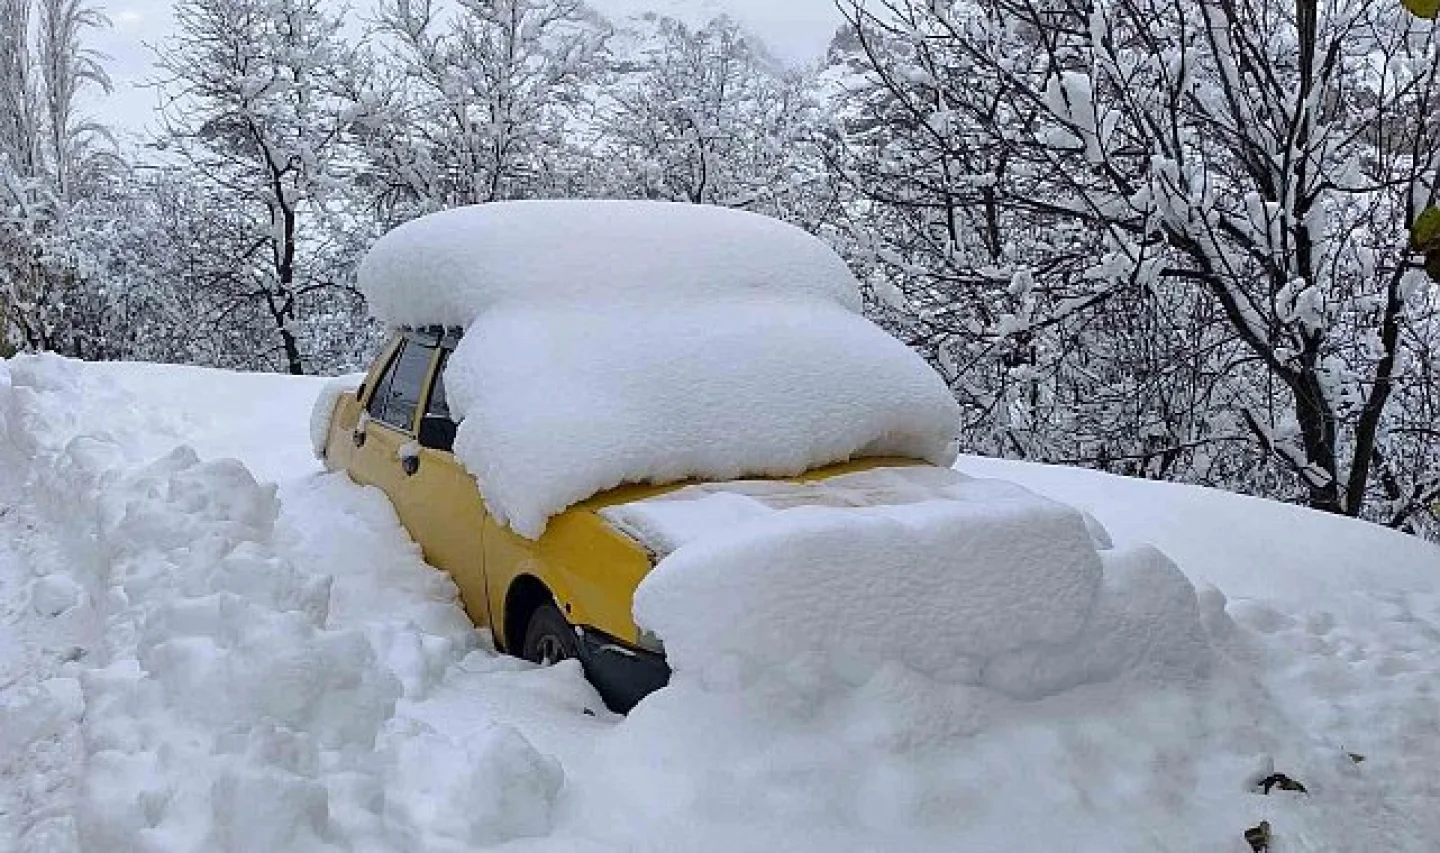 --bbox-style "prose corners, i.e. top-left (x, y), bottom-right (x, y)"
top-left (358, 201), bottom-right (960, 537)
top-left (446, 299), bottom-right (961, 537)
top-left (357, 200), bottom-right (863, 325)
